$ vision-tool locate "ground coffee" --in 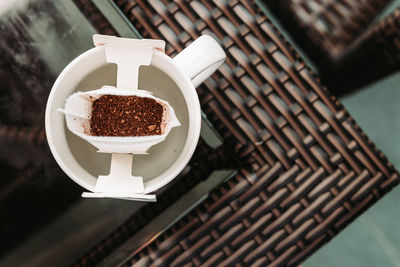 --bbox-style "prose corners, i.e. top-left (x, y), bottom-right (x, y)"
top-left (90, 95), bottom-right (163, 136)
